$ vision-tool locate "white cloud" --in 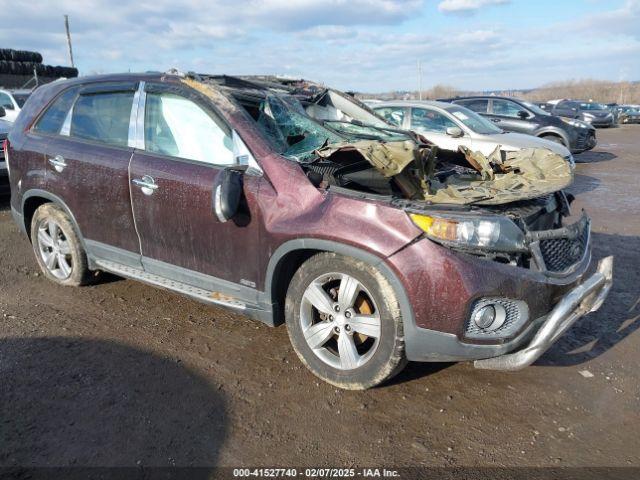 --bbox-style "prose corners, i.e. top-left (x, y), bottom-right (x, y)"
top-left (437, 0), bottom-right (509, 14)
